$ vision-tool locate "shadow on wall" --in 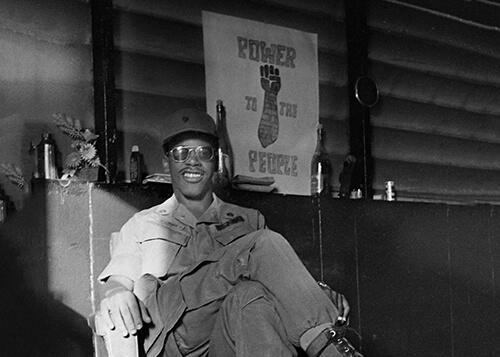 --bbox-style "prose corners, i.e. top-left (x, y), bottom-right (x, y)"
top-left (0, 191), bottom-right (92, 356)
top-left (0, 180), bottom-right (169, 356)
